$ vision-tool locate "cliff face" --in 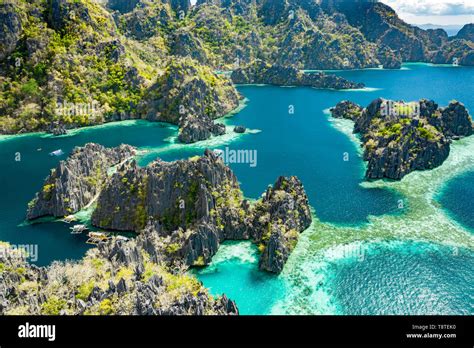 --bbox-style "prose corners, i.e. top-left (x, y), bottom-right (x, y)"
top-left (139, 57), bottom-right (240, 143)
top-left (0, 3), bottom-right (22, 61)
top-left (90, 149), bottom-right (312, 273)
top-left (331, 98), bottom-right (473, 180)
top-left (0, 239), bottom-right (238, 315)
top-left (231, 61), bottom-right (365, 89)
top-left (455, 24), bottom-right (474, 42)
top-left (27, 143), bottom-right (136, 220)
top-left (92, 149), bottom-right (240, 232)
top-left (249, 176), bottom-right (312, 273)
top-left (140, 58), bottom-right (240, 124)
